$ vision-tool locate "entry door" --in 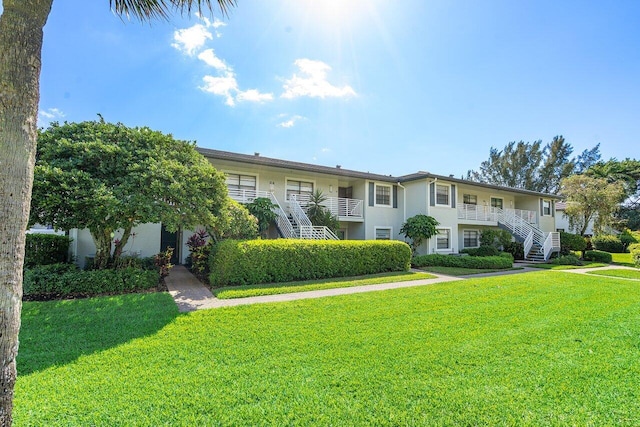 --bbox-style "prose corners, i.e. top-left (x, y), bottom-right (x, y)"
top-left (160, 225), bottom-right (179, 264)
